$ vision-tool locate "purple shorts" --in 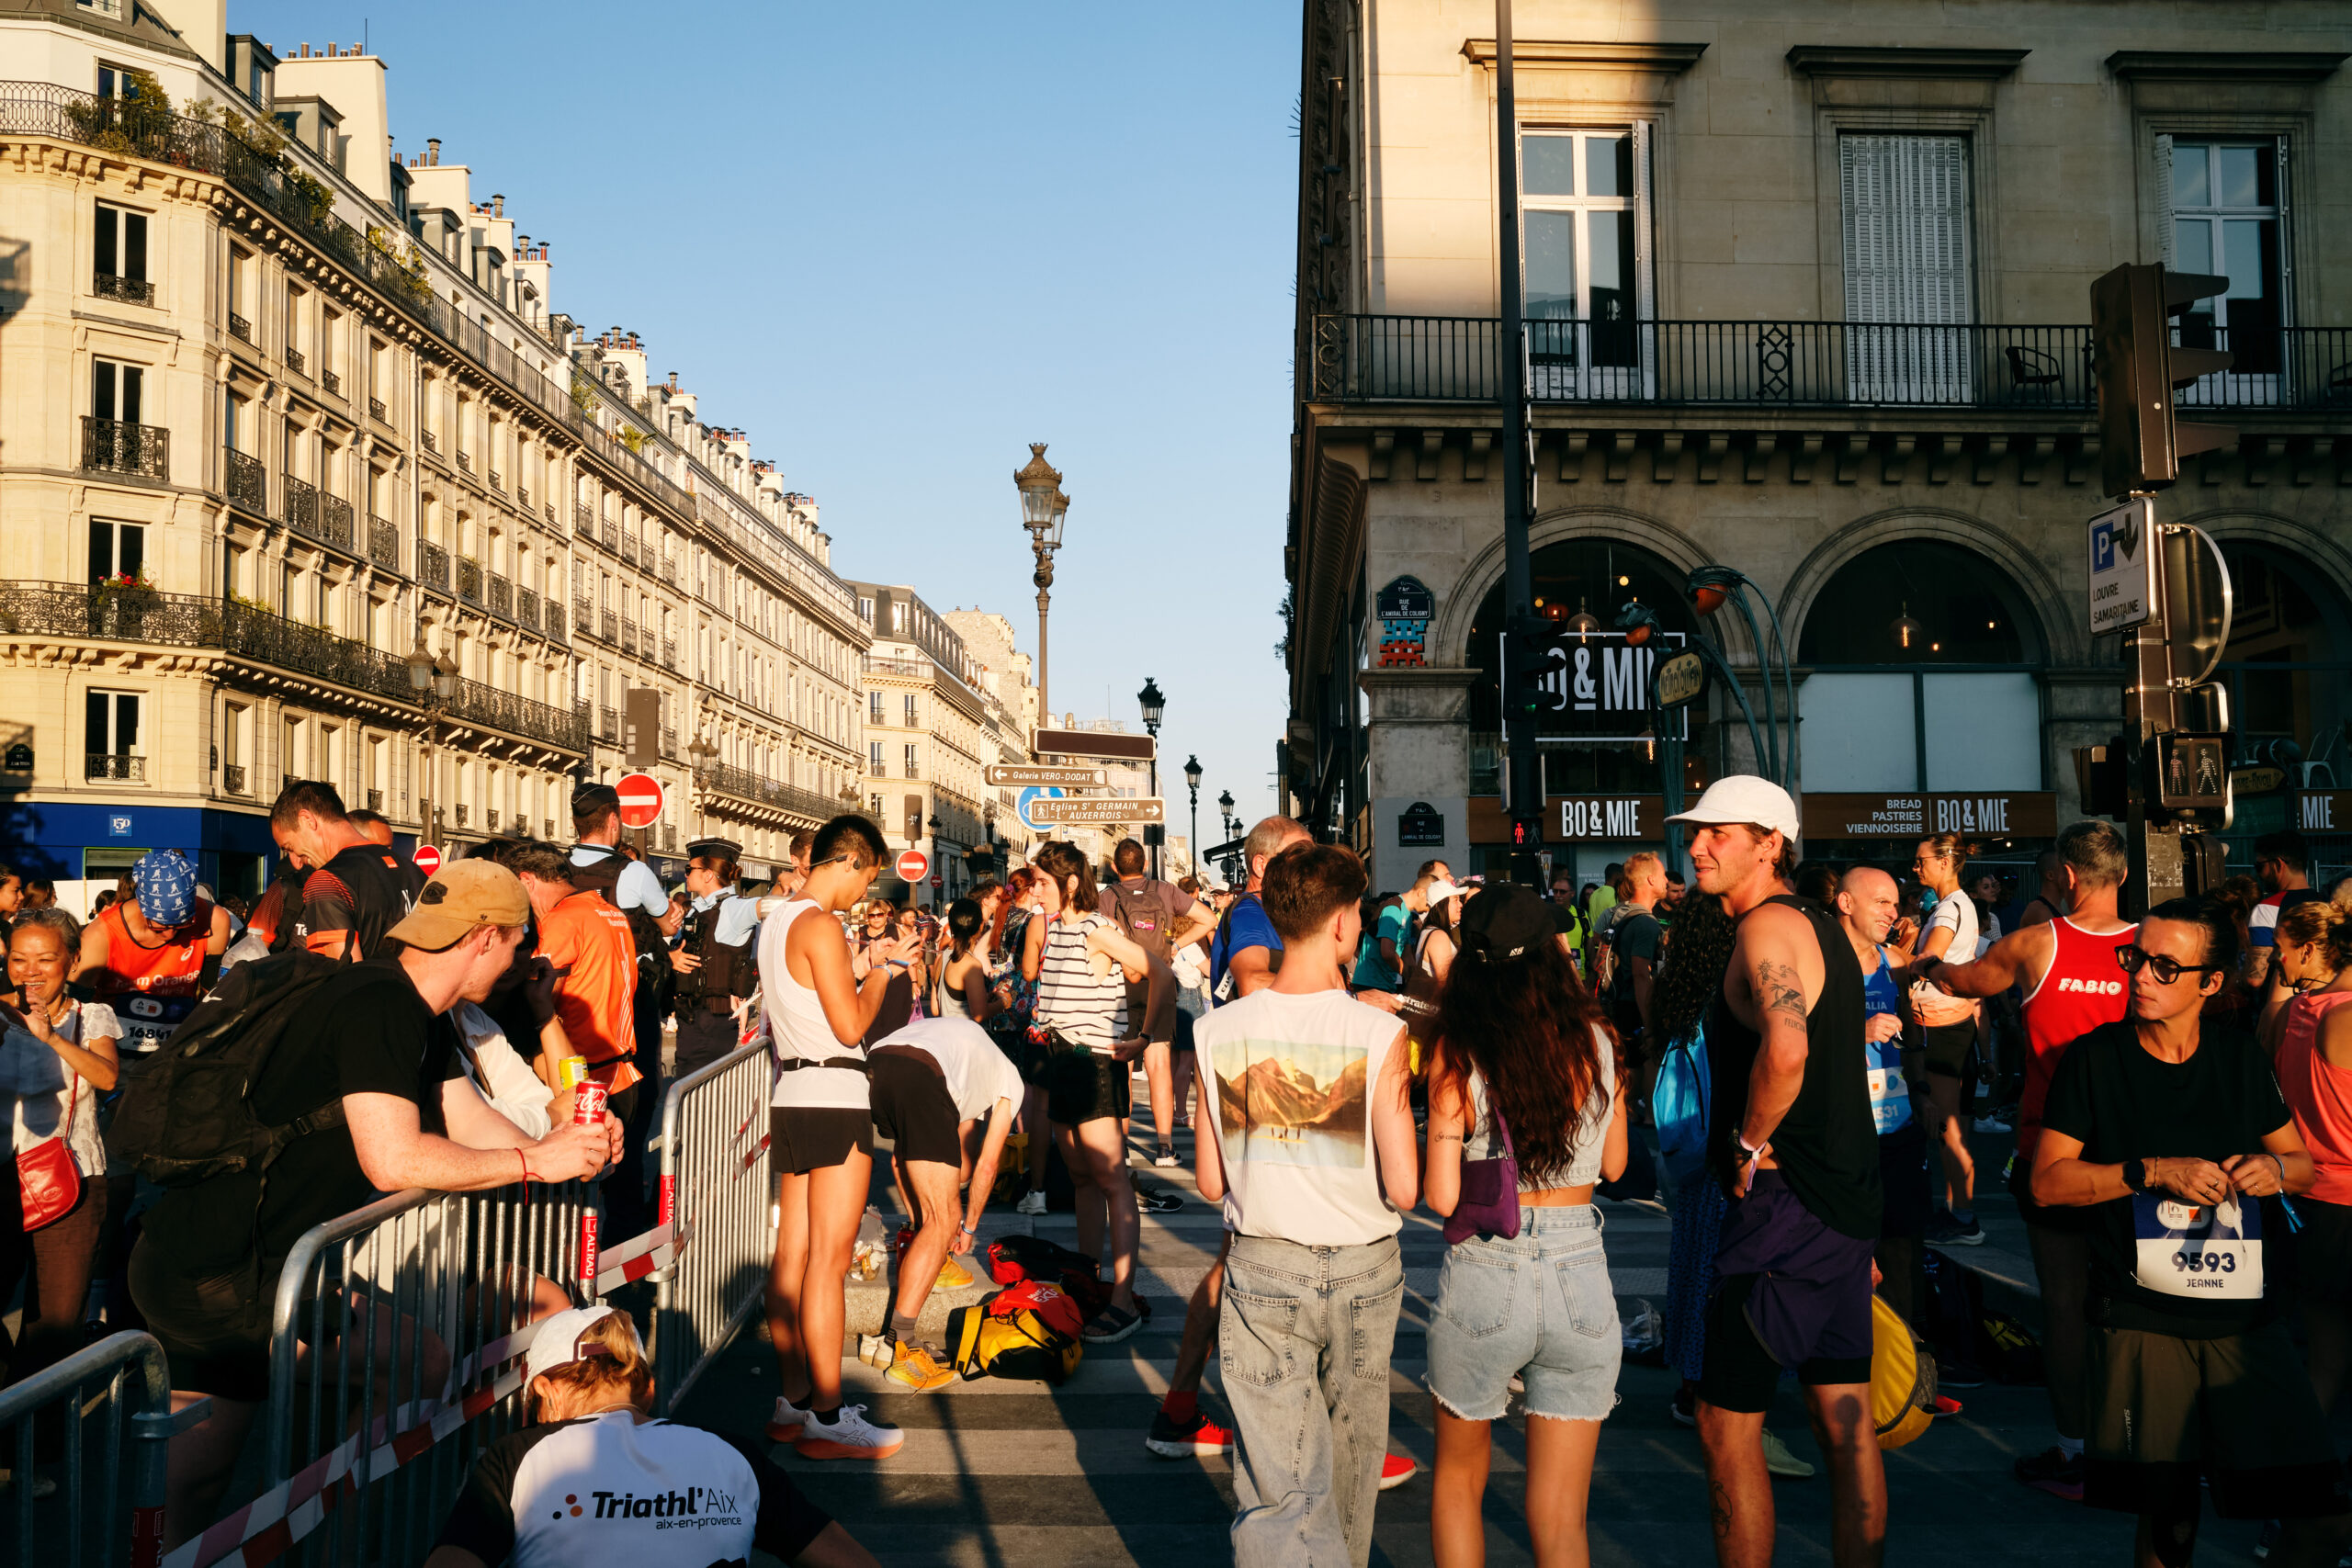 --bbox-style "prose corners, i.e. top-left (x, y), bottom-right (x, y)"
top-left (1699, 1170), bottom-right (1875, 1412)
